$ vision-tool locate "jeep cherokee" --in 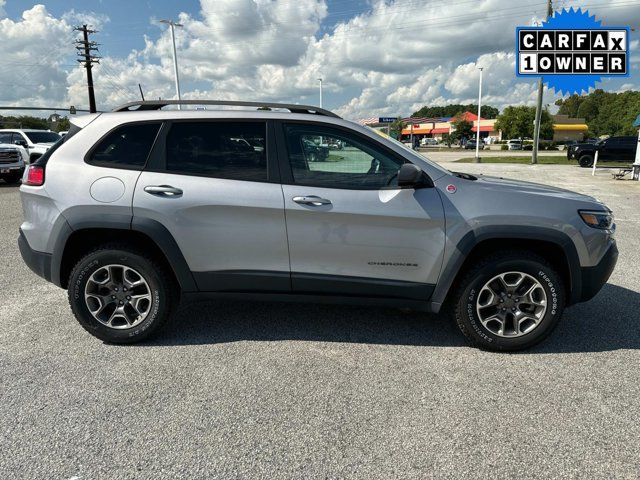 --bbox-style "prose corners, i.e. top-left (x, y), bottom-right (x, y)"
top-left (18, 100), bottom-right (618, 351)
